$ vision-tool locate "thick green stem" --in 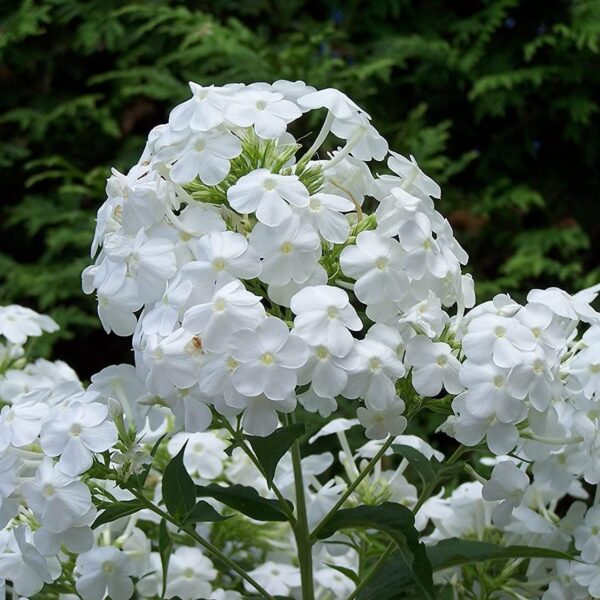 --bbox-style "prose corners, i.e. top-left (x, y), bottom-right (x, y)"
top-left (125, 487), bottom-right (275, 600)
top-left (310, 436), bottom-right (394, 541)
top-left (286, 413), bottom-right (315, 600)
